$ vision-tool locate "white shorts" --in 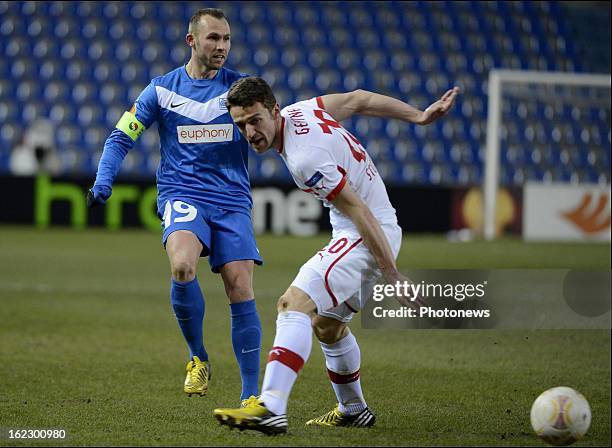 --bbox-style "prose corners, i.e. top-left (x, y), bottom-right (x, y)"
top-left (291, 223), bottom-right (403, 323)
